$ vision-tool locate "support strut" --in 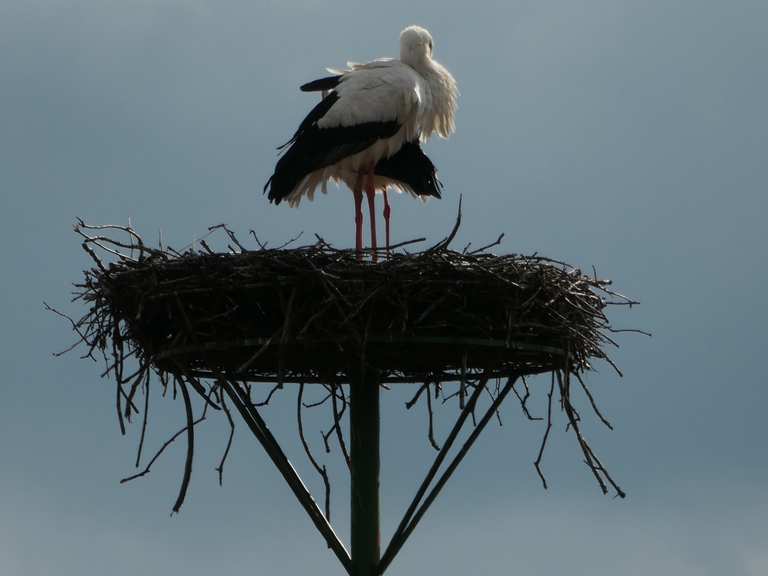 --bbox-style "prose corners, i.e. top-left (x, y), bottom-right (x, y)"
top-left (350, 365), bottom-right (381, 576)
